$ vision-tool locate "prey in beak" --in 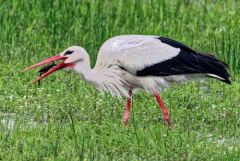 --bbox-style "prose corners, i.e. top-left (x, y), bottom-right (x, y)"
top-left (22, 54), bottom-right (73, 83)
top-left (38, 63), bottom-right (56, 85)
top-left (39, 63), bottom-right (56, 76)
